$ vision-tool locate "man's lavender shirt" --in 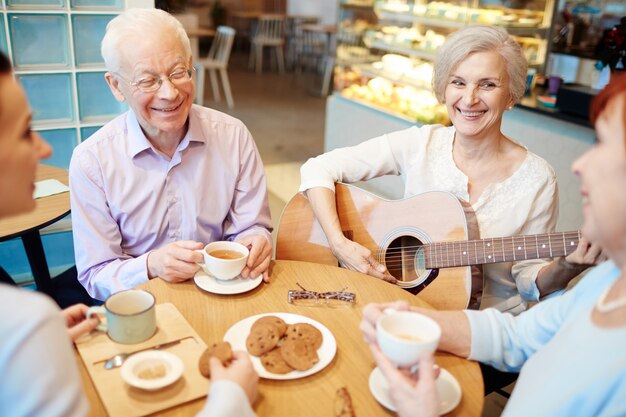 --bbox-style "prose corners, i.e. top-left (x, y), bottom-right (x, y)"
top-left (69, 105), bottom-right (272, 300)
